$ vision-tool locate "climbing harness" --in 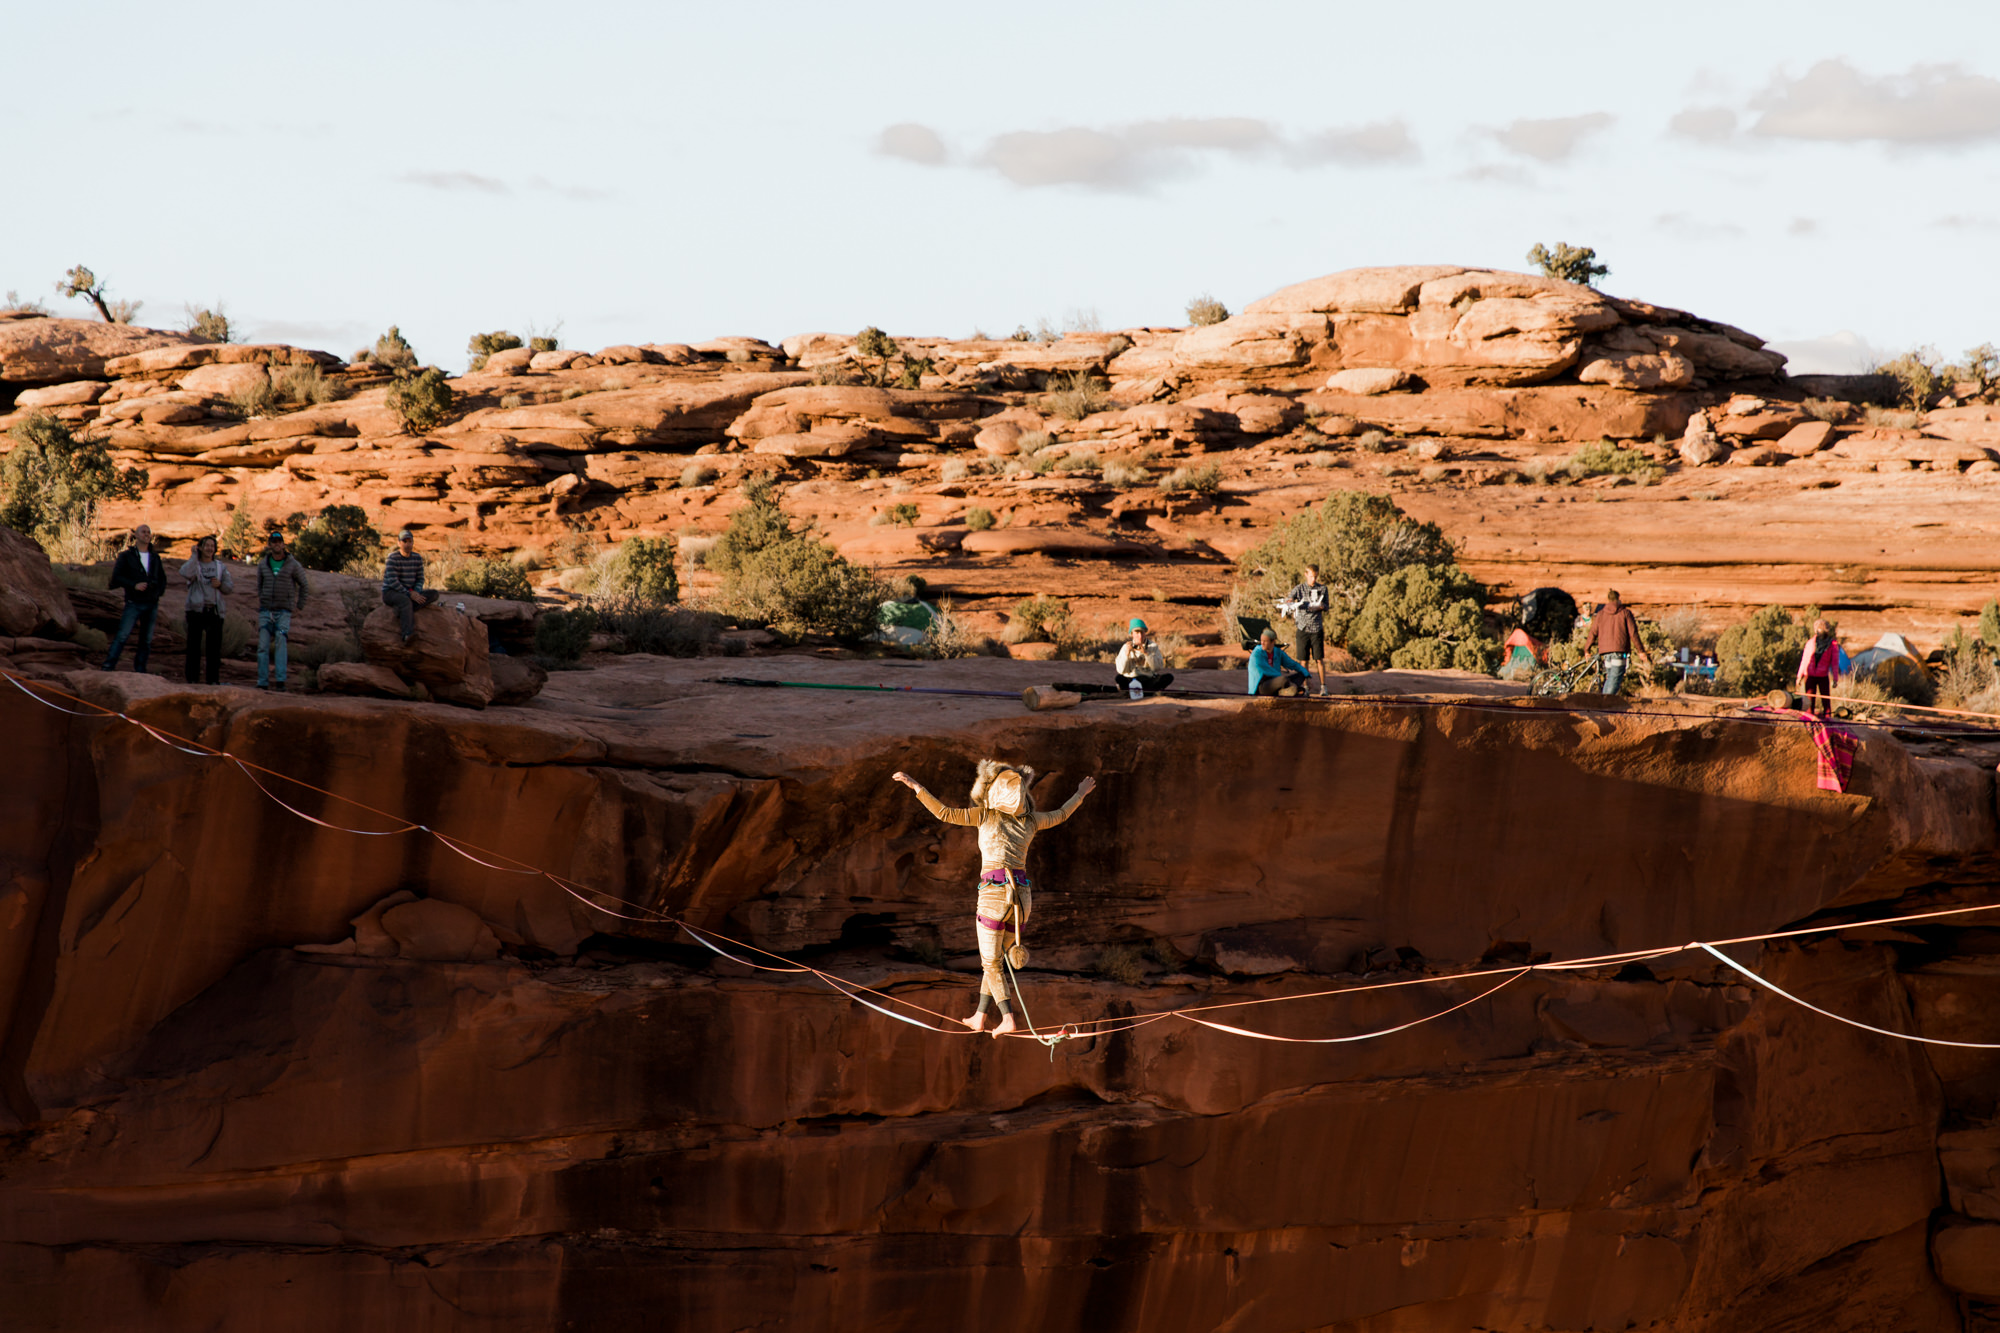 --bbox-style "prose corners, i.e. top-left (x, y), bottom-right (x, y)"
top-left (11, 667), bottom-right (2000, 1054)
